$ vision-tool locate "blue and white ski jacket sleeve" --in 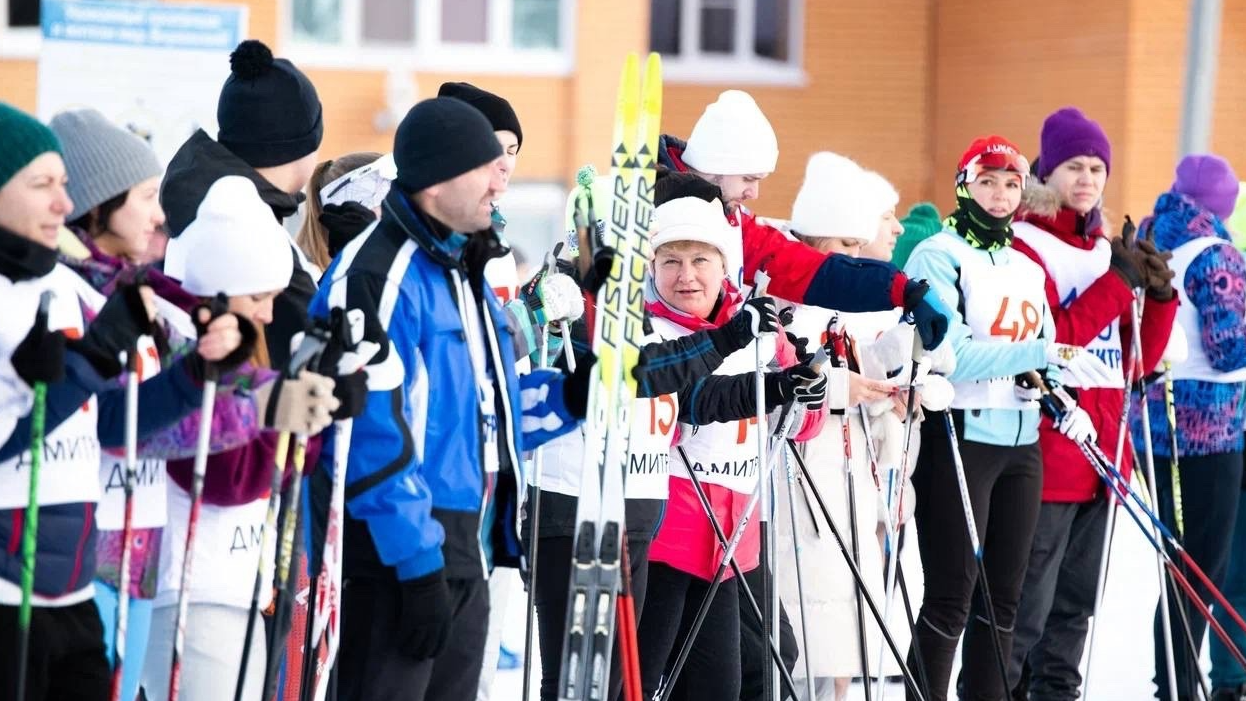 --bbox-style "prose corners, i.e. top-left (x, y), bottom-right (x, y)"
top-left (903, 236), bottom-right (1050, 383)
